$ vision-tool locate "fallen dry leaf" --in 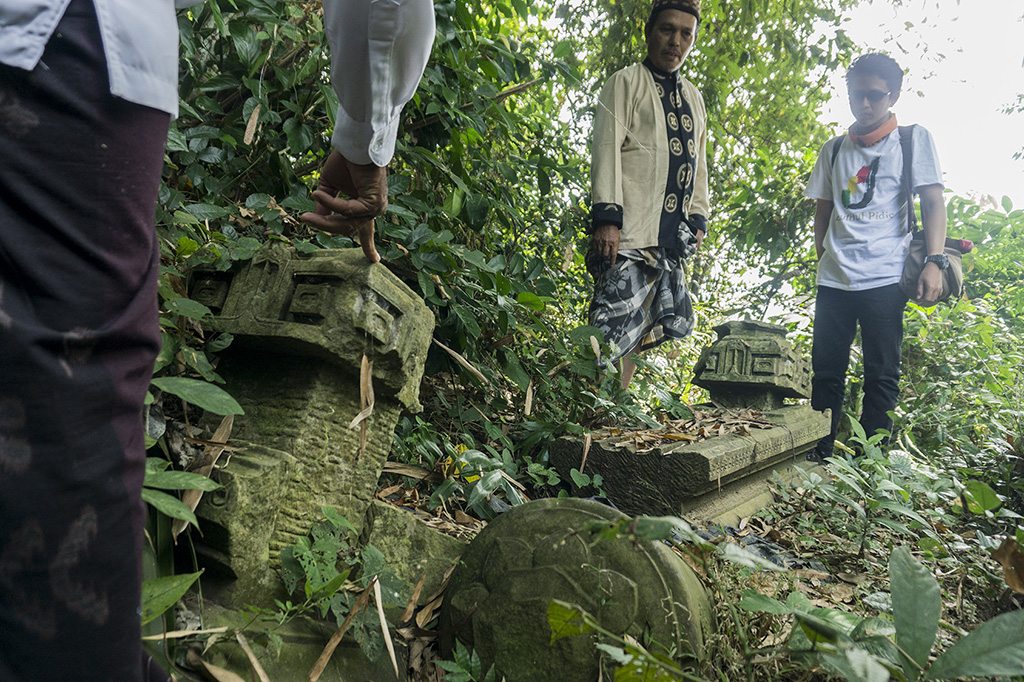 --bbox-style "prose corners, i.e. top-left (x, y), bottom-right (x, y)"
top-left (309, 582), bottom-right (373, 682)
top-left (401, 571), bottom-right (428, 624)
top-left (374, 579), bottom-right (400, 679)
top-left (187, 649), bottom-right (246, 682)
top-left (836, 571), bottom-right (869, 585)
top-left (234, 631), bottom-right (270, 682)
top-left (243, 104), bottom-right (261, 145)
top-left (350, 355), bottom-right (375, 459)
top-left (992, 536), bottom-right (1024, 594)
top-left (433, 339), bottom-right (489, 385)
top-left (142, 626), bottom-right (229, 641)
top-left (173, 415), bottom-right (234, 541)
top-left (416, 593), bottom-right (445, 630)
